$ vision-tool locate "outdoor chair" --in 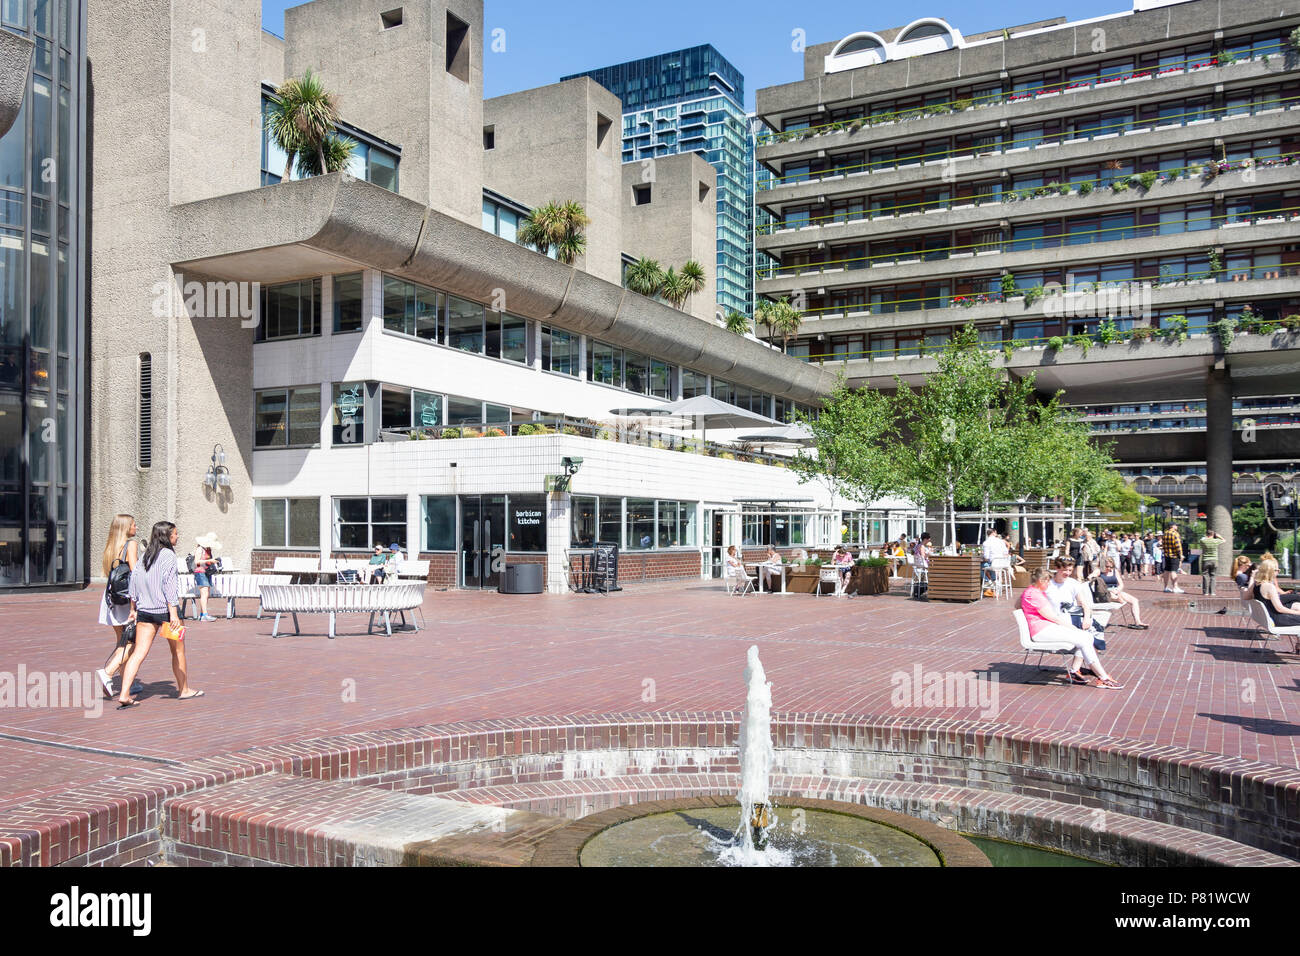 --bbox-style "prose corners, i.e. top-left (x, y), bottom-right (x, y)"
top-left (990, 558), bottom-right (1014, 600)
top-left (725, 564), bottom-right (756, 596)
top-left (816, 565), bottom-right (846, 597)
top-left (1012, 609), bottom-right (1080, 679)
top-left (1092, 599), bottom-right (1134, 626)
top-left (1247, 600), bottom-right (1300, 653)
